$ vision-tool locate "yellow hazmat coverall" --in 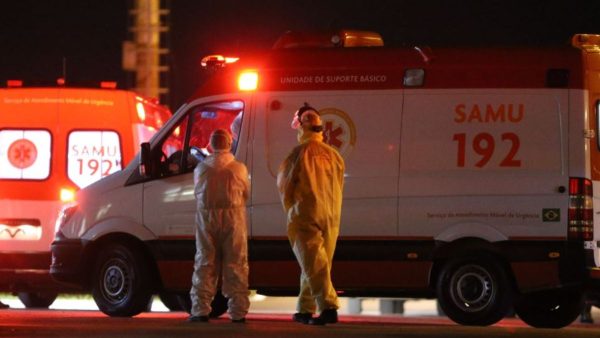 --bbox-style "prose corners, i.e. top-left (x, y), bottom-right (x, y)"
top-left (277, 129), bottom-right (345, 314)
top-left (190, 136), bottom-right (250, 321)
